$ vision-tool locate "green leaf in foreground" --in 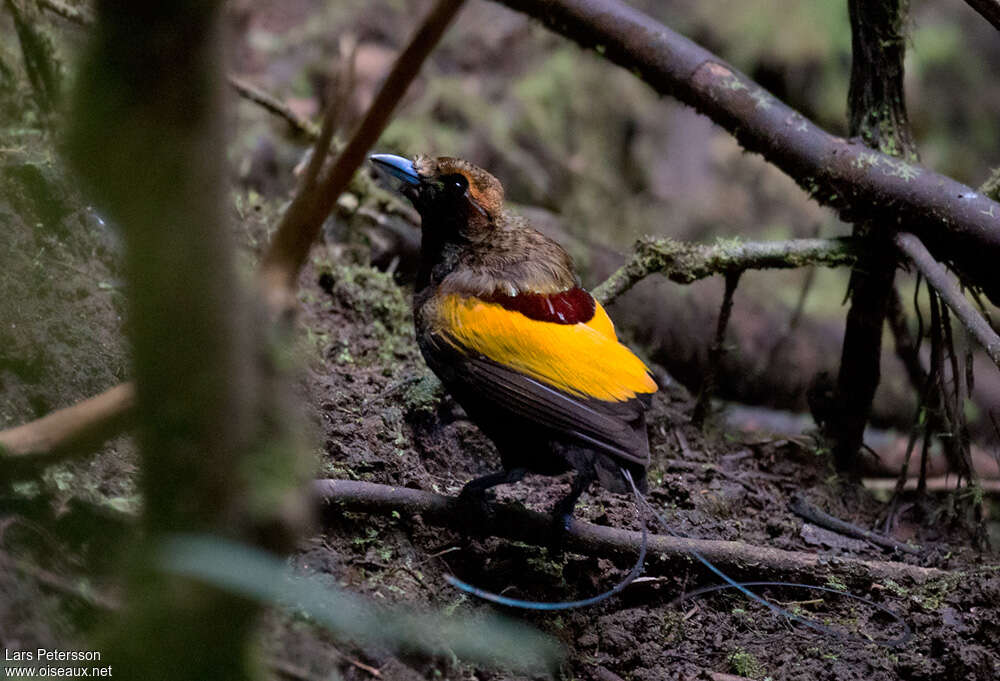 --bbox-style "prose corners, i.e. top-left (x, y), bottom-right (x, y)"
top-left (158, 533), bottom-right (563, 673)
